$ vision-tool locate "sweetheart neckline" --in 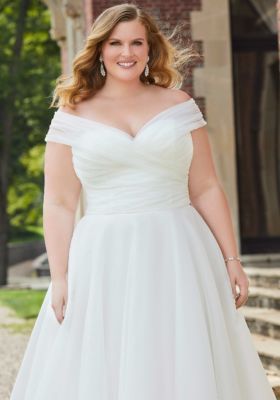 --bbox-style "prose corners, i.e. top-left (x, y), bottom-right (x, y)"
top-left (56, 98), bottom-right (195, 141)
